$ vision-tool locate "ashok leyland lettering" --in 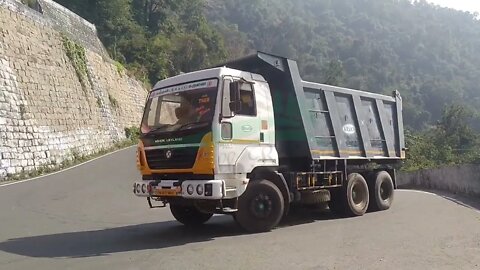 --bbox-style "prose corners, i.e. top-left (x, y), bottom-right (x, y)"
top-left (133, 52), bottom-right (405, 232)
